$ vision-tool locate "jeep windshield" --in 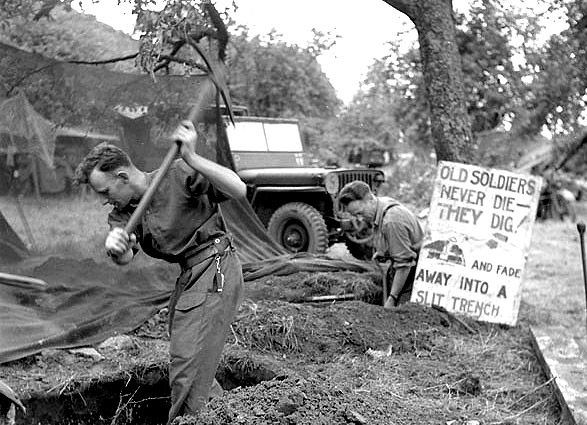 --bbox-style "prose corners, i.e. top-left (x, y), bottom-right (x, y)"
top-left (225, 117), bottom-right (313, 170)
